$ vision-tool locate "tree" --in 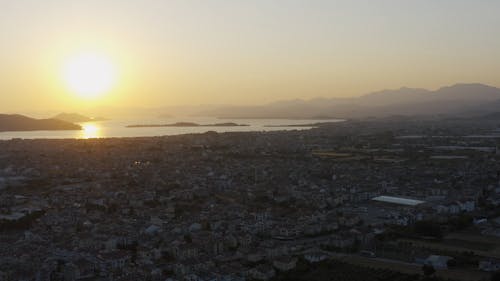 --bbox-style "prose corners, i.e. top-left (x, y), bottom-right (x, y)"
top-left (414, 221), bottom-right (443, 239)
top-left (422, 264), bottom-right (436, 277)
top-left (491, 271), bottom-right (500, 281)
top-left (184, 234), bottom-right (192, 243)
